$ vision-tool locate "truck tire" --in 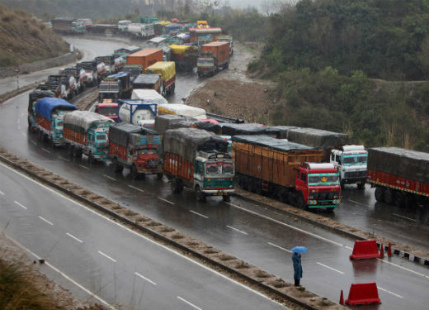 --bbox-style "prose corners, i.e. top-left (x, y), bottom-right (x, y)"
top-left (88, 152), bottom-right (95, 164)
top-left (112, 158), bottom-right (123, 173)
top-left (195, 185), bottom-right (206, 202)
top-left (375, 187), bottom-right (384, 202)
top-left (384, 188), bottom-right (393, 204)
top-left (296, 194), bottom-right (306, 209)
top-left (357, 182), bottom-right (365, 190)
top-left (131, 165), bottom-right (139, 180)
top-left (222, 194), bottom-right (231, 202)
top-left (171, 178), bottom-right (183, 194)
